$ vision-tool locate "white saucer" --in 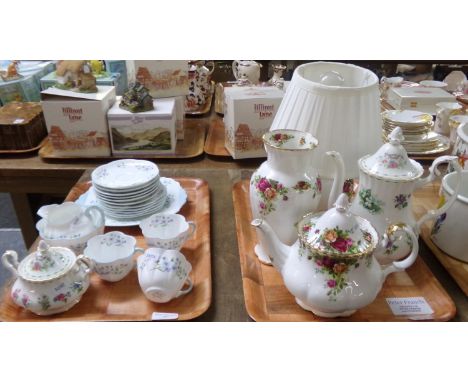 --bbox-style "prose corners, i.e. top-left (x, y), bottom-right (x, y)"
top-left (76, 178), bottom-right (187, 227)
